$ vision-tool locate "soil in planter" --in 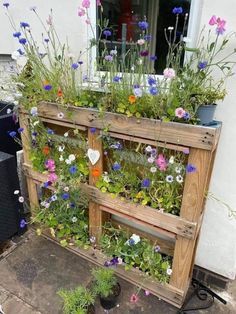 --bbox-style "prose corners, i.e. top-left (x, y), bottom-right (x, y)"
top-left (87, 304), bottom-right (95, 314)
top-left (100, 282), bottom-right (121, 310)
